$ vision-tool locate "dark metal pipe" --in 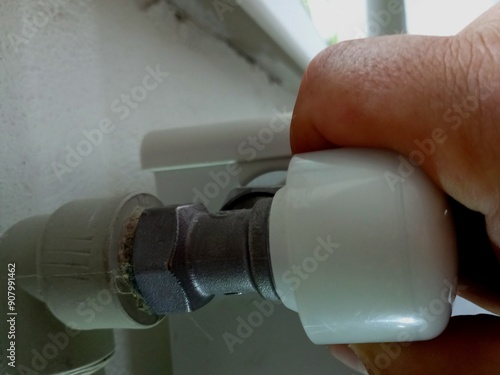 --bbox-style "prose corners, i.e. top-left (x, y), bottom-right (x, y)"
top-left (131, 197), bottom-right (279, 315)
